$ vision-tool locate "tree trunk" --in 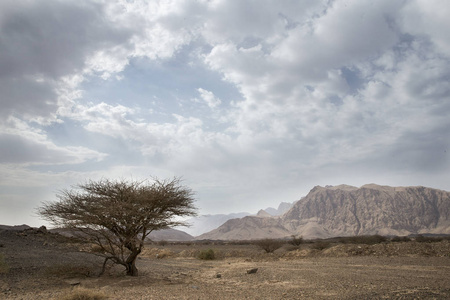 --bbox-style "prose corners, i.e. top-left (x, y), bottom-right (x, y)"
top-left (126, 260), bottom-right (138, 276)
top-left (125, 251), bottom-right (140, 276)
